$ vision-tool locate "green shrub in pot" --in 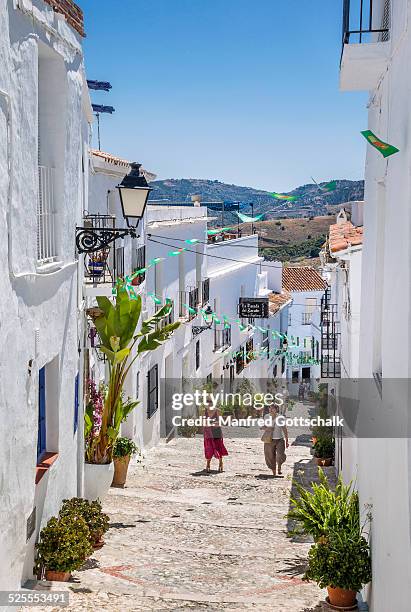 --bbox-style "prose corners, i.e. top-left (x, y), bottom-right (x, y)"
top-left (113, 437), bottom-right (139, 459)
top-left (59, 498), bottom-right (109, 547)
top-left (287, 469), bottom-right (359, 540)
top-left (313, 436), bottom-right (334, 459)
top-left (36, 515), bottom-right (92, 576)
top-left (303, 529), bottom-right (372, 605)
